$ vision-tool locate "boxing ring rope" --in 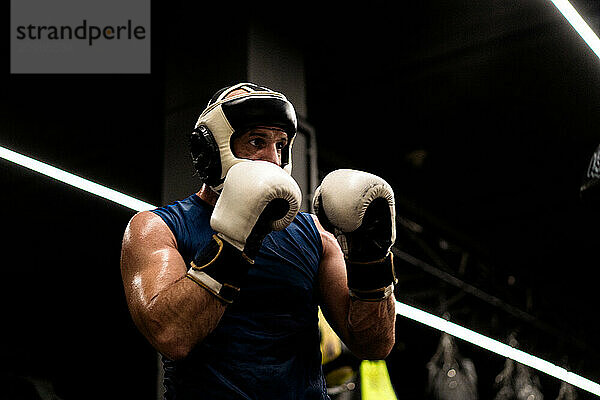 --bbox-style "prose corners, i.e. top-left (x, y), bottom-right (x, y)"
top-left (2, 143), bottom-right (599, 397)
top-left (0, 145), bottom-right (156, 212)
top-left (550, 0), bottom-right (600, 60)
